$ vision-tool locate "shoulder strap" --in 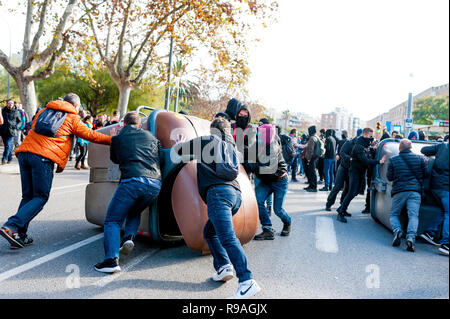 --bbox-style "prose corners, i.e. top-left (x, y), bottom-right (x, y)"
top-left (398, 154), bottom-right (423, 187)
